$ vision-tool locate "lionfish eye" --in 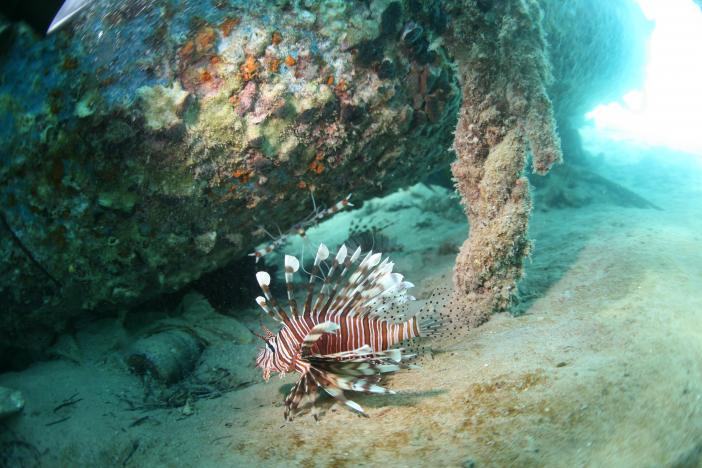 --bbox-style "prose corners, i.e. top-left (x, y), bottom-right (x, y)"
top-left (266, 342), bottom-right (275, 353)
